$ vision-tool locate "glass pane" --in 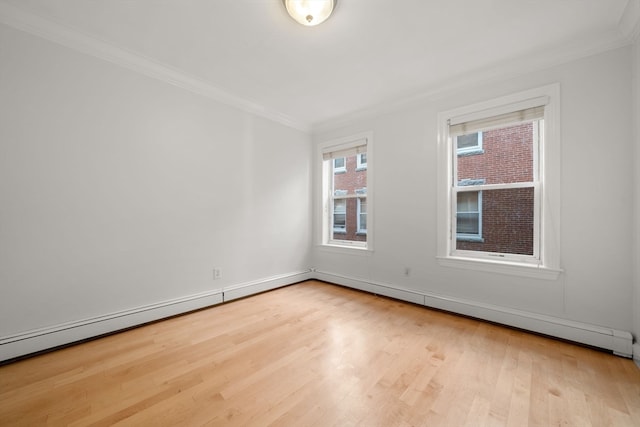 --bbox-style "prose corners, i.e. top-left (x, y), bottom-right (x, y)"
top-left (456, 187), bottom-right (534, 255)
top-left (456, 122), bottom-right (536, 186)
top-left (359, 199), bottom-right (367, 231)
top-left (329, 153), bottom-right (367, 243)
top-left (457, 213), bottom-right (479, 234)
top-left (457, 133), bottom-right (479, 150)
top-left (457, 191), bottom-right (478, 212)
